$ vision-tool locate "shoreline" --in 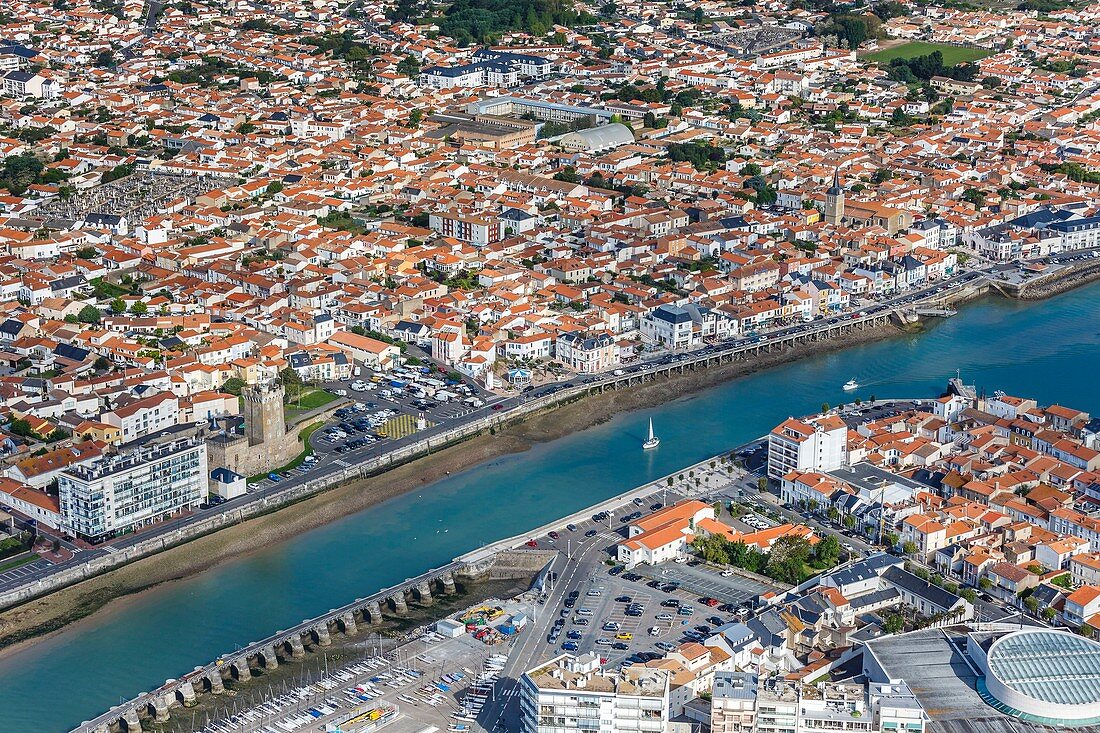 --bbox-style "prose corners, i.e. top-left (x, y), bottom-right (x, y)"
top-left (8, 267), bottom-right (1098, 655)
top-left (0, 318), bottom-right (908, 655)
